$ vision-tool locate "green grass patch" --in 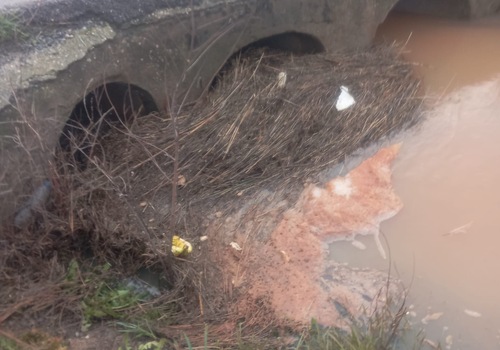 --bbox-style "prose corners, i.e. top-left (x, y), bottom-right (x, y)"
top-left (118, 336), bottom-right (167, 350)
top-left (81, 281), bottom-right (145, 331)
top-left (0, 329), bottom-right (68, 350)
top-left (0, 12), bottom-right (27, 43)
top-left (295, 311), bottom-right (425, 350)
top-left (64, 260), bottom-right (148, 331)
top-left (0, 336), bottom-right (19, 350)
